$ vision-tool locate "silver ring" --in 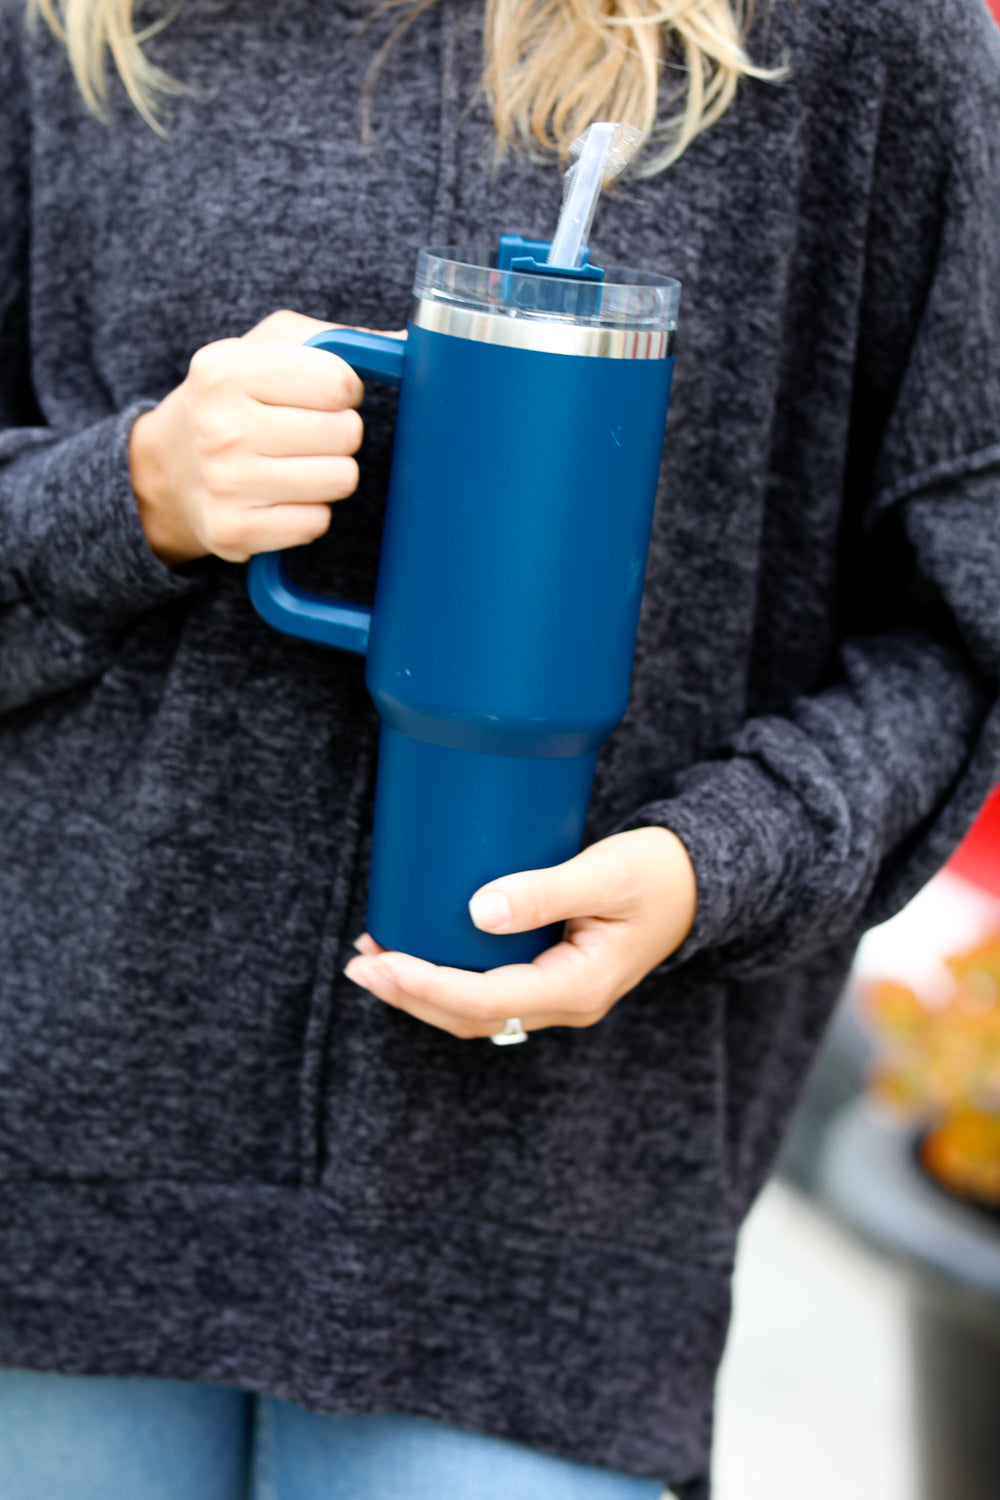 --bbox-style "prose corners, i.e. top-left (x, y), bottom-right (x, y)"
top-left (490, 1017), bottom-right (528, 1046)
